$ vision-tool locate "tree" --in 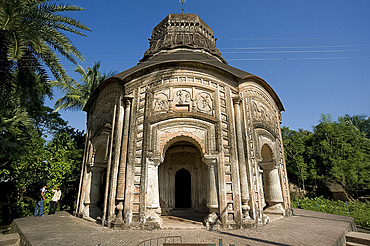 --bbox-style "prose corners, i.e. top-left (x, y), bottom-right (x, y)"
top-left (340, 114), bottom-right (370, 139)
top-left (53, 62), bottom-right (114, 111)
top-left (44, 127), bottom-right (84, 211)
top-left (0, 0), bottom-right (90, 108)
top-left (282, 114), bottom-right (370, 196)
top-left (0, 0), bottom-right (90, 78)
top-left (0, 110), bottom-right (84, 225)
top-left (311, 114), bottom-right (370, 192)
top-left (282, 127), bottom-right (313, 190)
